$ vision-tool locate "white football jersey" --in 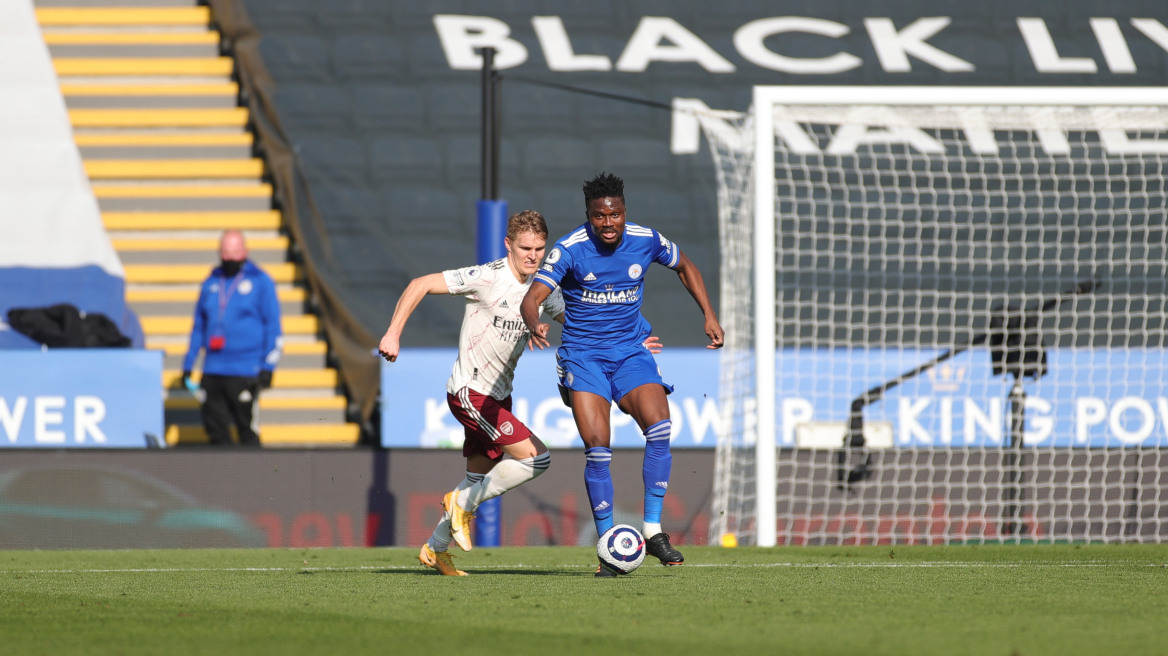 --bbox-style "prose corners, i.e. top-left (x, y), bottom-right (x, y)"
top-left (443, 257), bottom-right (565, 400)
